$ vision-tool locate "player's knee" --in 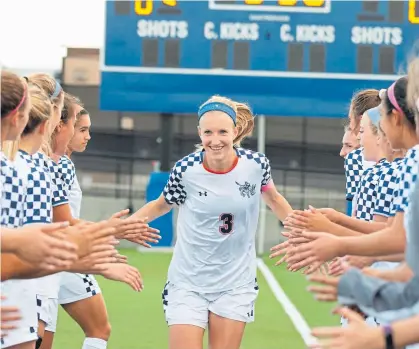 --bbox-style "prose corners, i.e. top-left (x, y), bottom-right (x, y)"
top-left (84, 321), bottom-right (111, 340)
